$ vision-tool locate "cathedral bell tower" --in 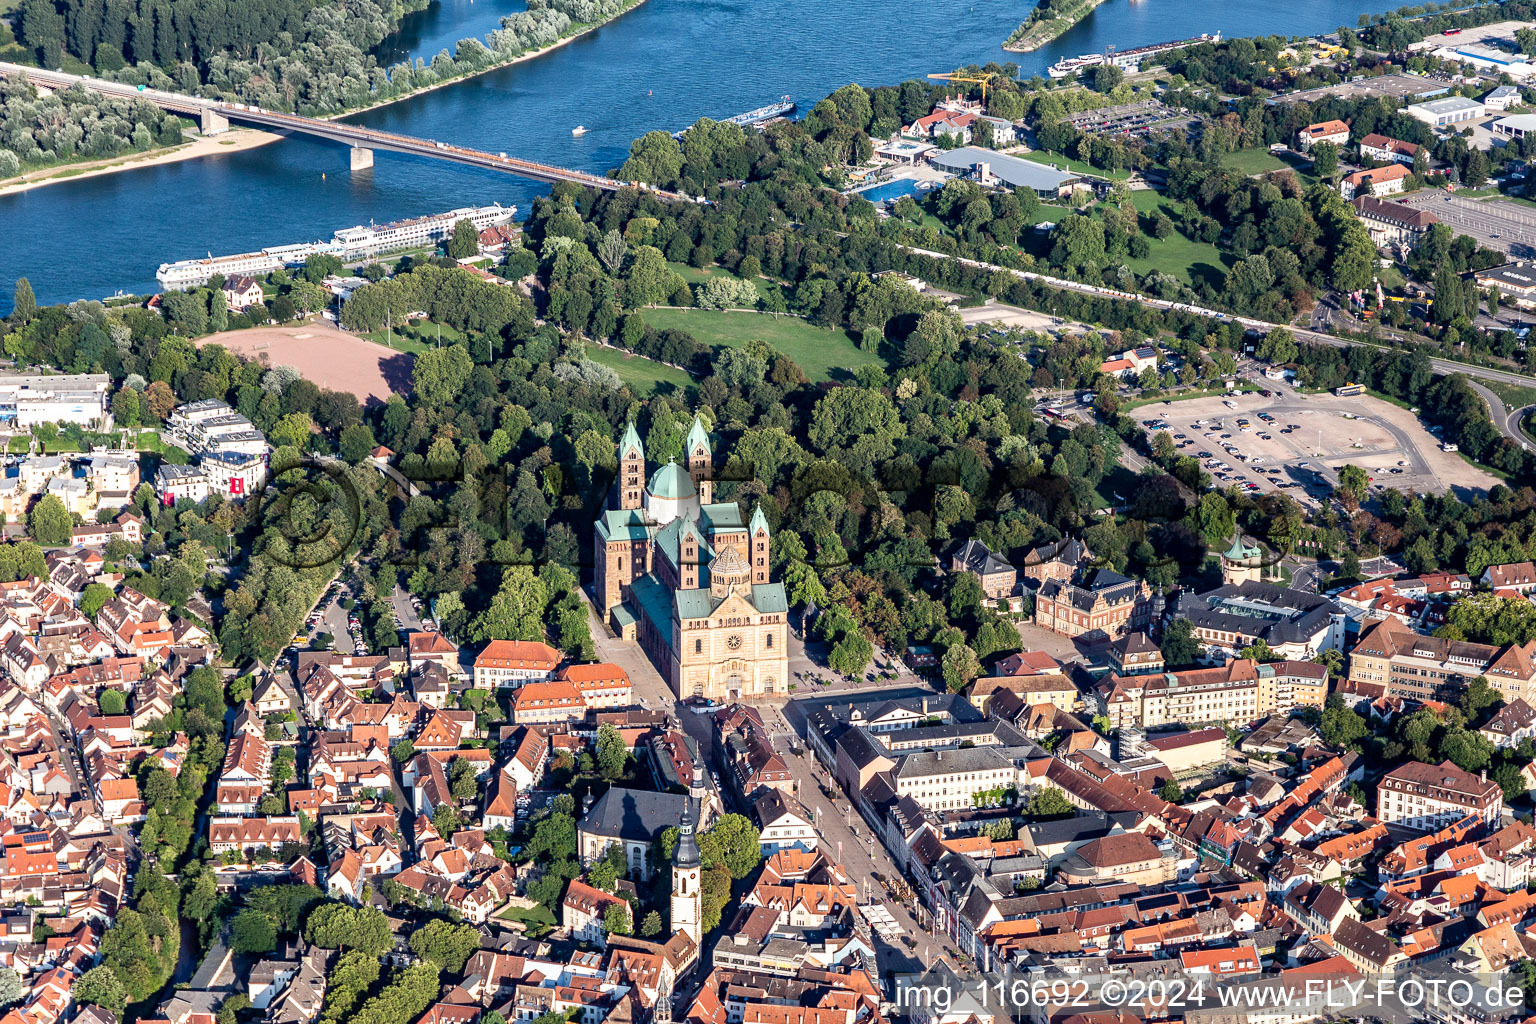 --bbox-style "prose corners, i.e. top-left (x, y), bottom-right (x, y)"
top-left (670, 765), bottom-right (703, 945)
top-left (685, 415), bottom-right (713, 506)
top-left (620, 421), bottom-right (645, 511)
